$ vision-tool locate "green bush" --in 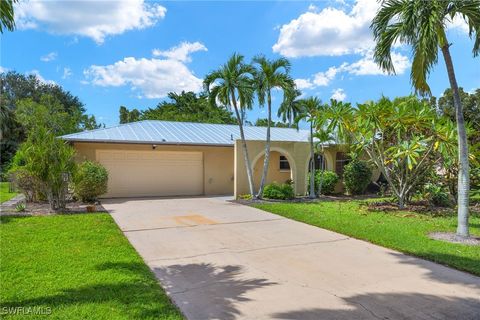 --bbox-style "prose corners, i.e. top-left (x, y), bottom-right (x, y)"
top-left (262, 182), bottom-right (294, 200)
top-left (308, 170), bottom-right (339, 195)
top-left (74, 161), bottom-right (109, 203)
top-left (423, 183), bottom-right (452, 207)
top-left (343, 160), bottom-right (372, 195)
